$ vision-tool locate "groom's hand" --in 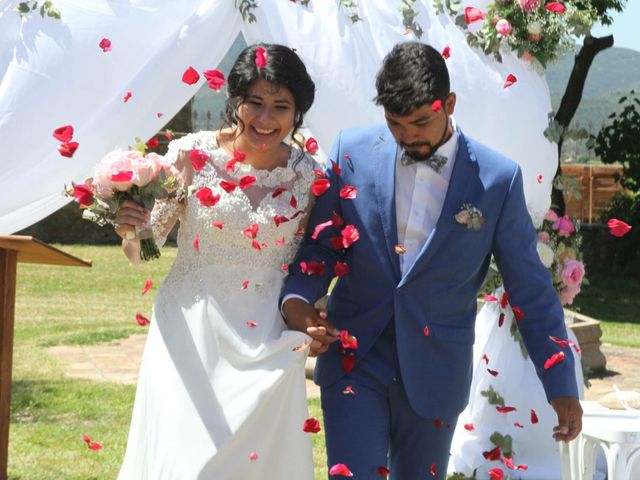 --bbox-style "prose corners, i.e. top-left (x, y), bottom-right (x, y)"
top-left (283, 298), bottom-right (339, 357)
top-left (550, 396), bottom-right (582, 442)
